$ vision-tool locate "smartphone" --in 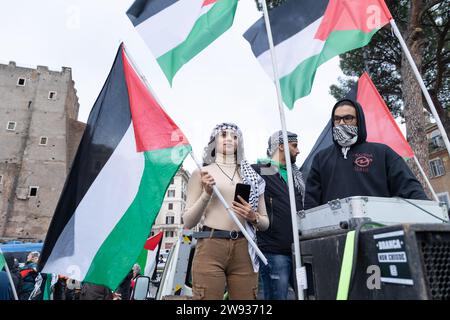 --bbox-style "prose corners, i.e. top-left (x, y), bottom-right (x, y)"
top-left (234, 183), bottom-right (251, 204)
